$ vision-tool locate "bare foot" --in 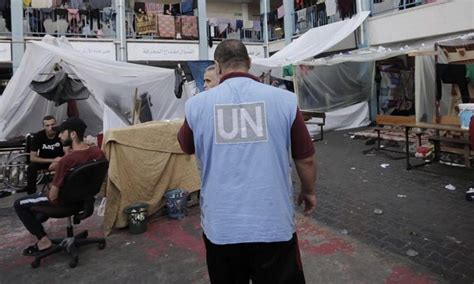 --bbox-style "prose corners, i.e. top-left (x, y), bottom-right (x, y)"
top-left (37, 236), bottom-right (52, 251)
